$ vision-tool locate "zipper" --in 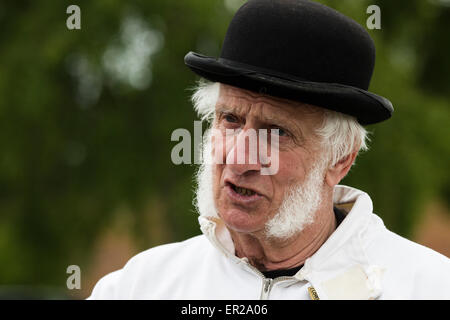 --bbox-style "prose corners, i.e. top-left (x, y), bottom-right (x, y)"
top-left (258, 275), bottom-right (299, 299)
top-left (260, 278), bottom-right (273, 300)
top-left (238, 257), bottom-right (305, 300)
top-left (200, 218), bottom-right (306, 299)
